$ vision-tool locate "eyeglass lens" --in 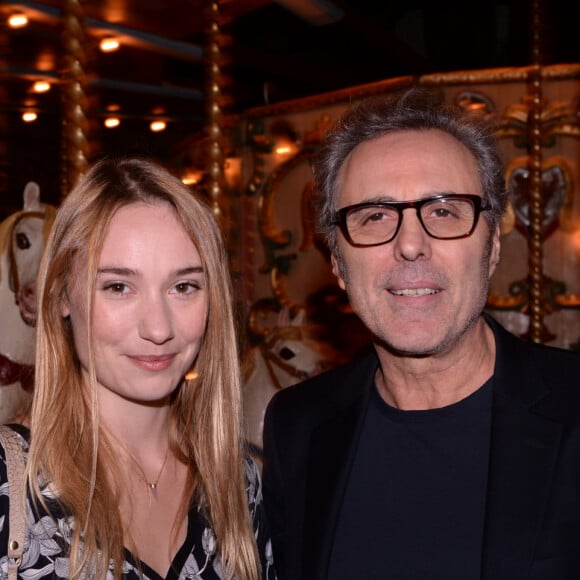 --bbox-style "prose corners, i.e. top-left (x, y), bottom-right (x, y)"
top-left (346, 197), bottom-right (477, 245)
